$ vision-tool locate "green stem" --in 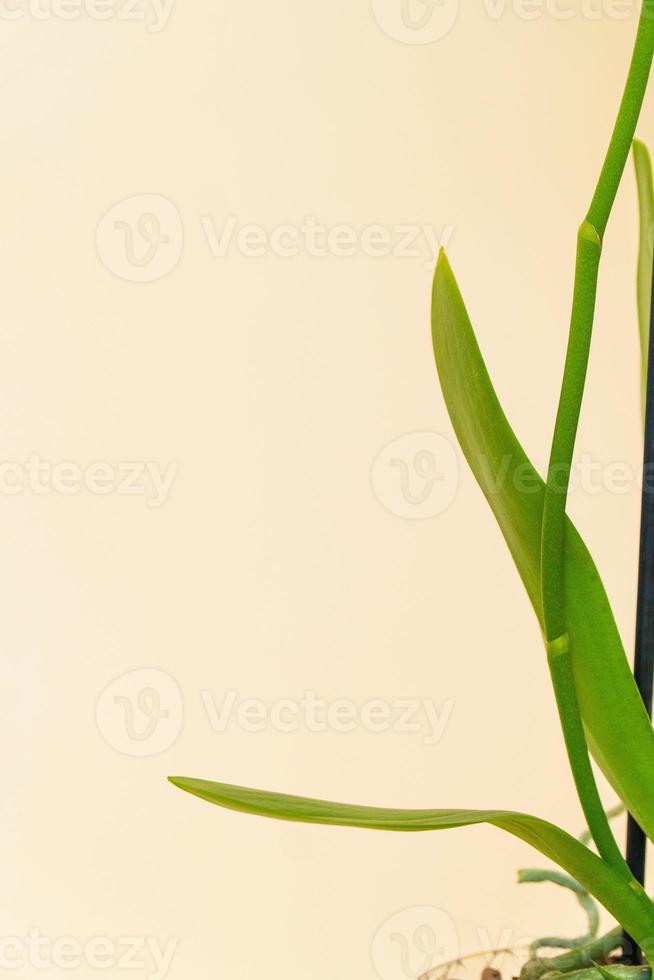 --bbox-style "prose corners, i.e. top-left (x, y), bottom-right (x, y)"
top-left (521, 928), bottom-right (624, 980)
top-left (541, 2), bottom-right (654, 874)
top-left (633, 138), bottom-right (654, 419)
top-left (518, 868), bottom-right (599, 952)
top-left (547, 634), bottom-right (628, 875)
top-left (548, 928), bottom-right (624, 973)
